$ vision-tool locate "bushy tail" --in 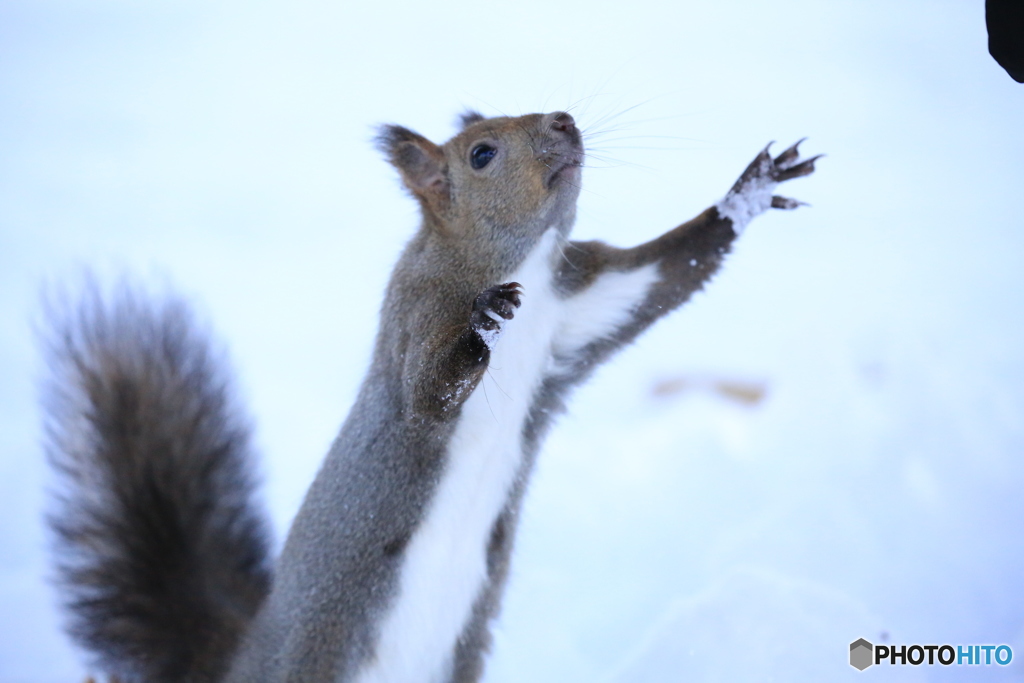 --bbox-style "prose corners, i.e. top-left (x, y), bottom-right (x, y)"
top-left (43, 286), bottom-right (273, 683)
